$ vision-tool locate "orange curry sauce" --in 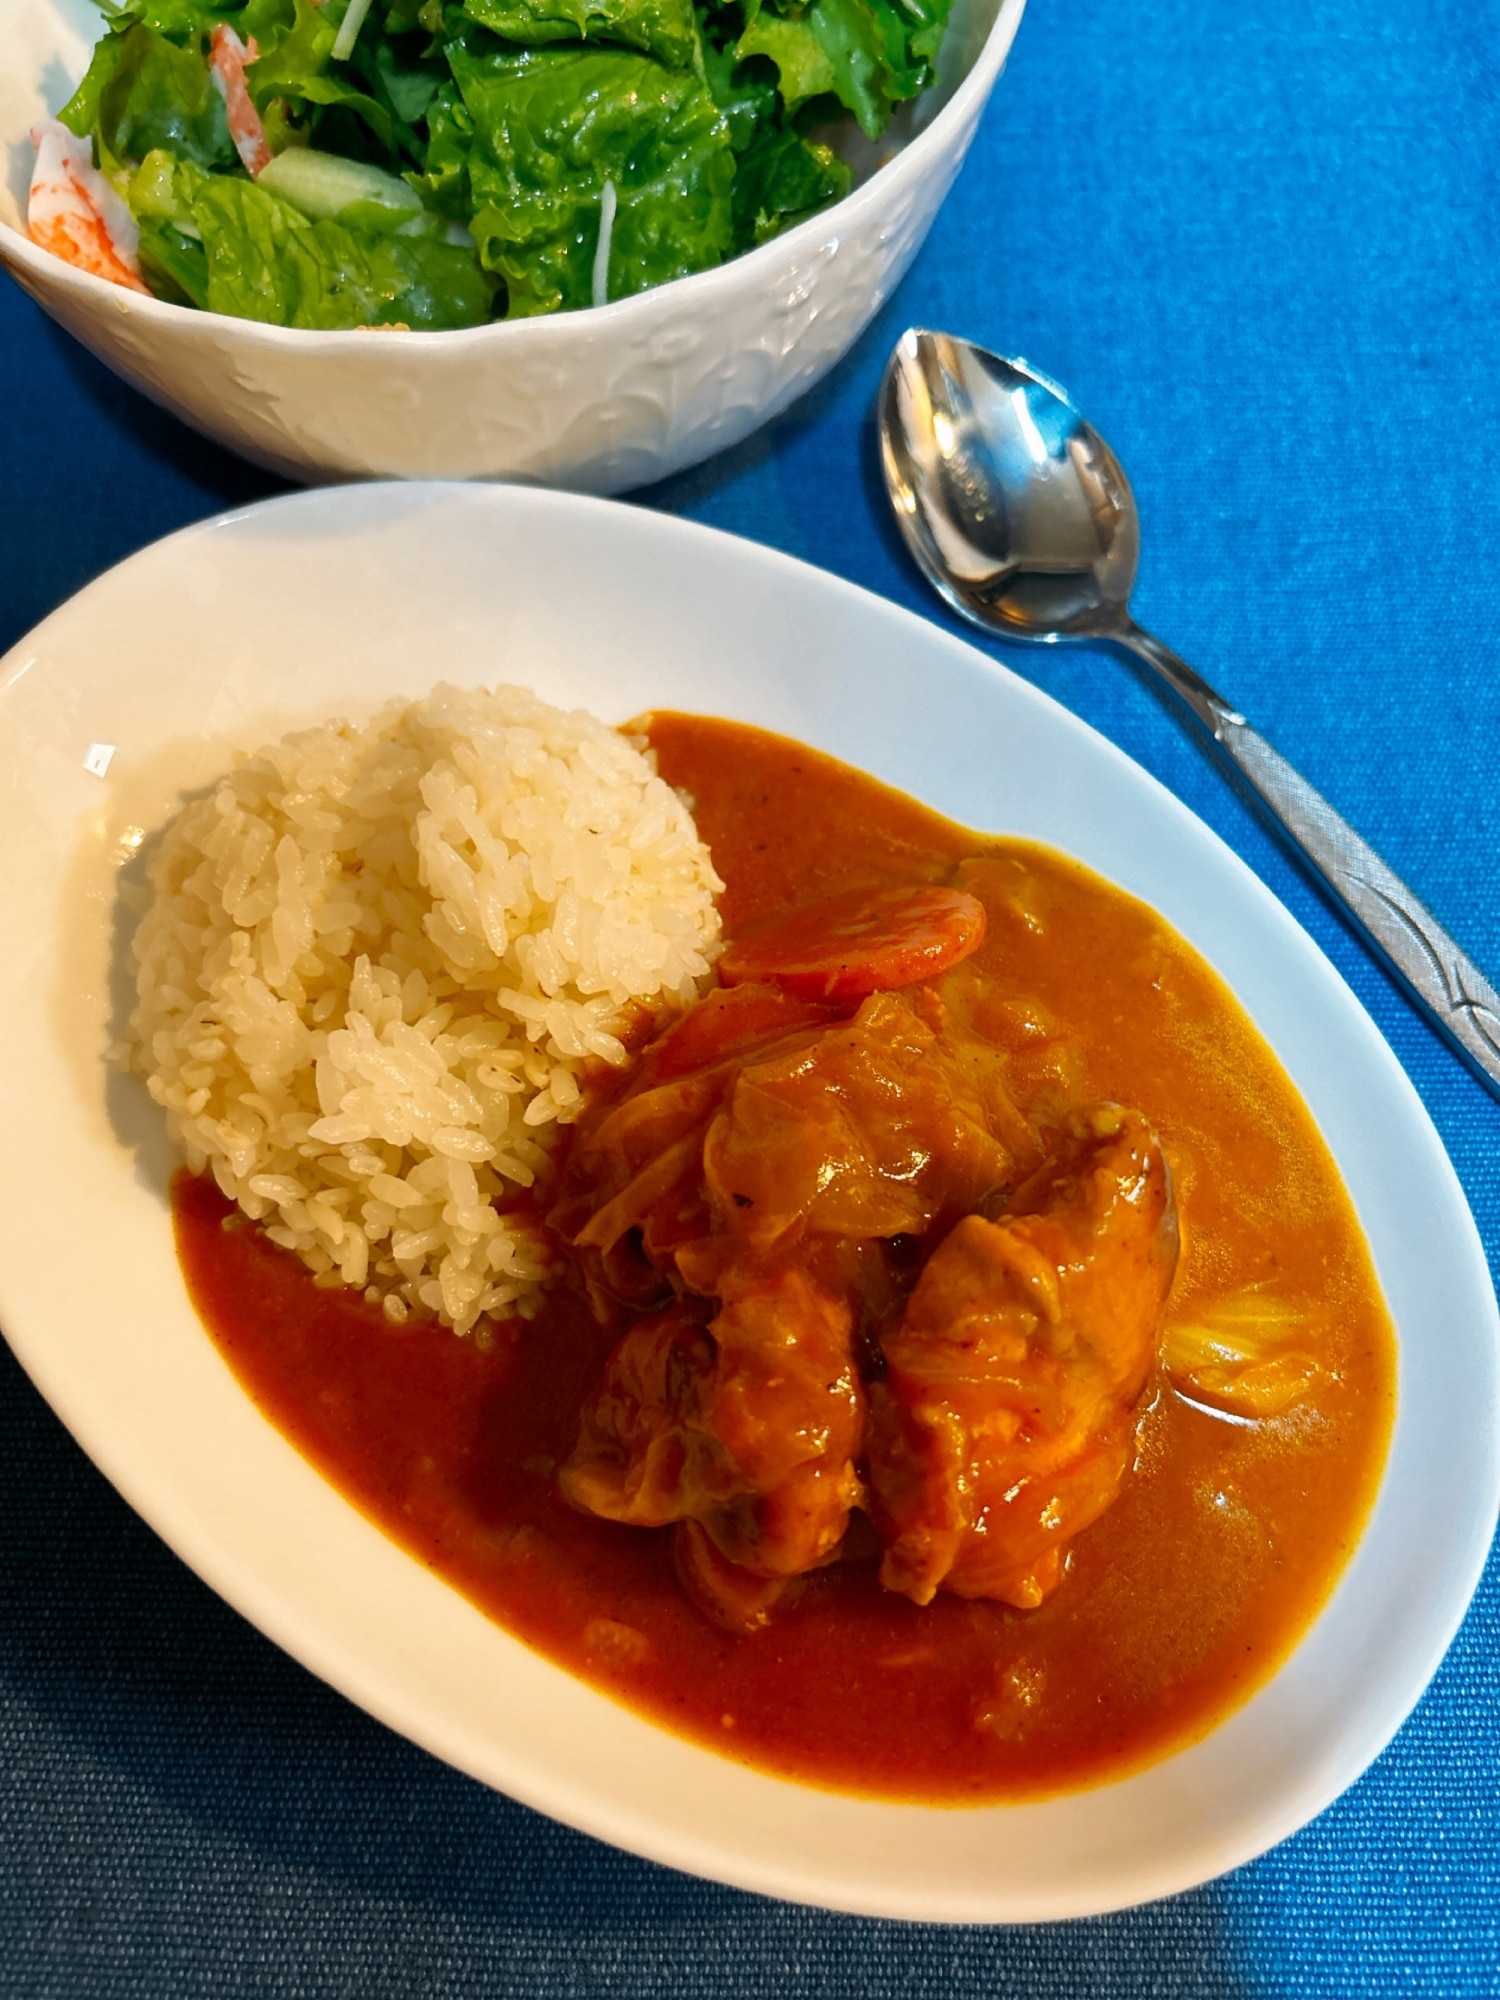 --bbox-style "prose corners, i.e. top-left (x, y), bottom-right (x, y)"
top-left (173, 714), bottom-right (1395, 1802)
